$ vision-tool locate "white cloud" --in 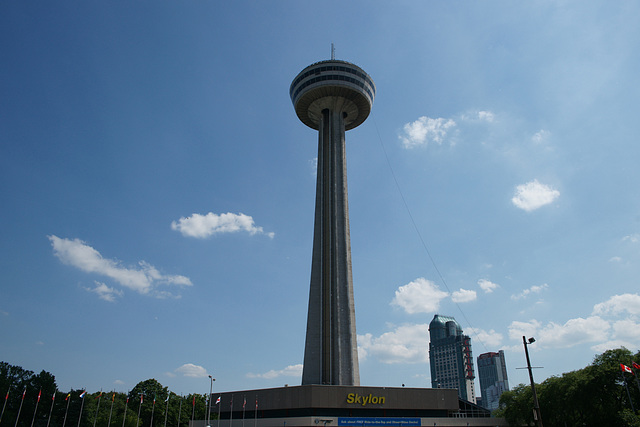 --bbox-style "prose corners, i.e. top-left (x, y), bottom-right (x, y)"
top-left (623, 234), bottom-right (640, 243)
top-left (451, 288), bottom-right (477, 303)
top-left (511, 283), bottom-right (548, 300)
top-left (478, 279), bottom-right (499, 293)
top-left (399, 116), bottom-right (456, 148)
top-left (175, 363), bottom-right (208, 378)
top-left (532, 129), bottom-right (550, 144)
top-left (391, 278), bottom-right (448, 314)
top-left (511, 180), bottom-right (560, 211)
top-left (477, 111), bottom-right (495, 122)
top-left (246, 364), bottom-right (303, 380)
top-left (171, 212), bottom-right (274, 239)
top-left (49, 235), bottom-right (192, 297)
top-left (537, 316), bottom-right (610, 348)
top-left (508, 319), bottom-right (542, 342)
top-left (113, 380), bottom-right (125, 385)
top-left (358, 323), bottom-right (430, 364)
top-left (592, 293), bottom-right (640, 316)
top-left (472, 329), bottom-right (504, 348)
top-left (609, 256), bottom-right (622, 263)
top-left (85, 281), bottom-right (123, 302)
